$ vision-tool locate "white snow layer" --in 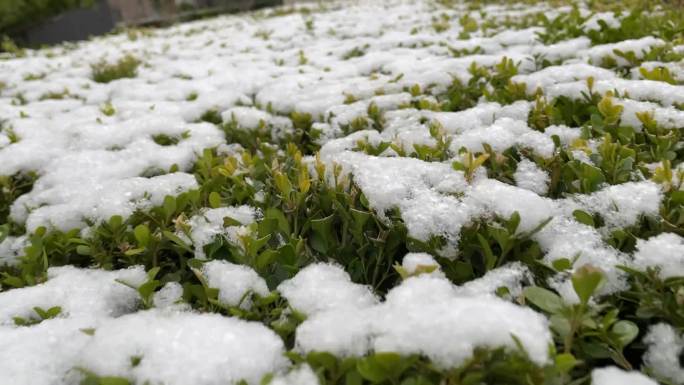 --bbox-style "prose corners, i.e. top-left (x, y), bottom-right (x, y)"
top-left (202, 259), bottom-right (270, 308)
top-left (591, 367), bottom-right (657, 385)
top-left (632, 233), bottom-right (684, 279)
top-left (643, 323), bottom-right (684, 384)
top-left (284, 263), bottom-right (551, 368)
top-left (0, 266), bottom-right (287, 385)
